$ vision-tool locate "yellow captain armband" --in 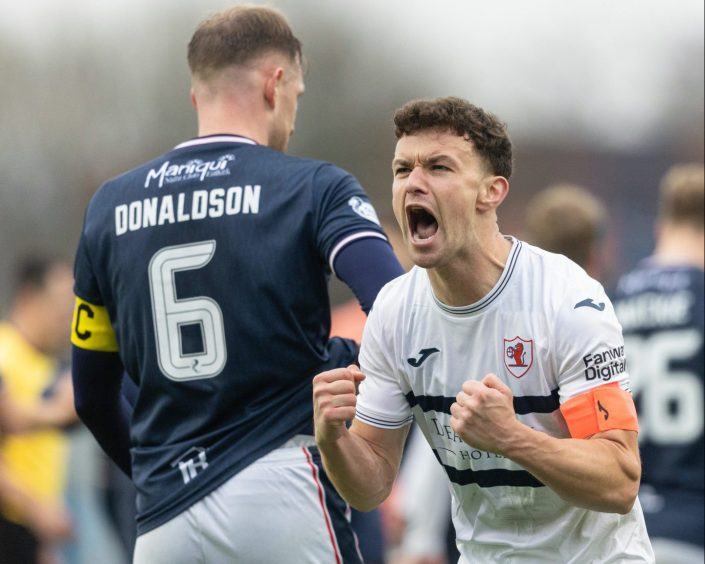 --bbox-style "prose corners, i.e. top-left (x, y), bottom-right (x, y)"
top-left (71, 297), bottom-right (119, 352)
